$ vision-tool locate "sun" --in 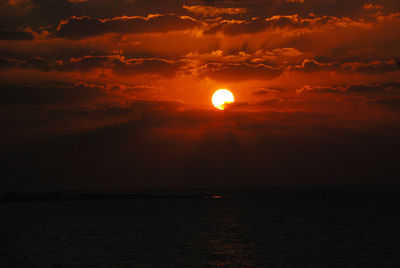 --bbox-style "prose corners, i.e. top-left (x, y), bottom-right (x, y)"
top-left (212, 89), bottom-right (234, 110)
